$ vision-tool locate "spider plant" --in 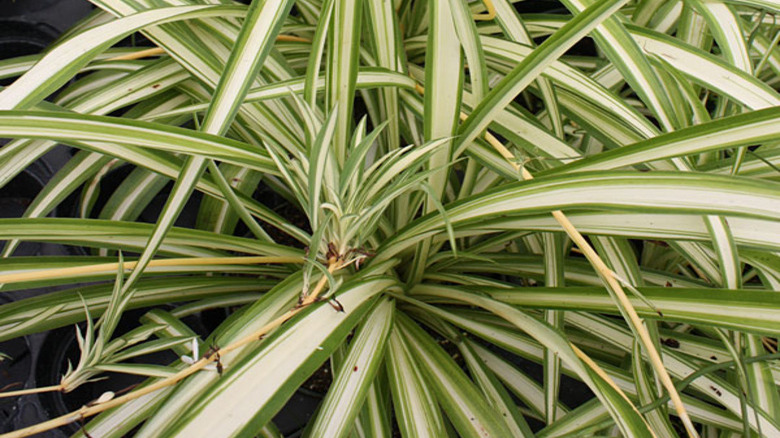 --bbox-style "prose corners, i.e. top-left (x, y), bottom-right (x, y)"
top-left (0, 0), bottom-right (779, 436)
